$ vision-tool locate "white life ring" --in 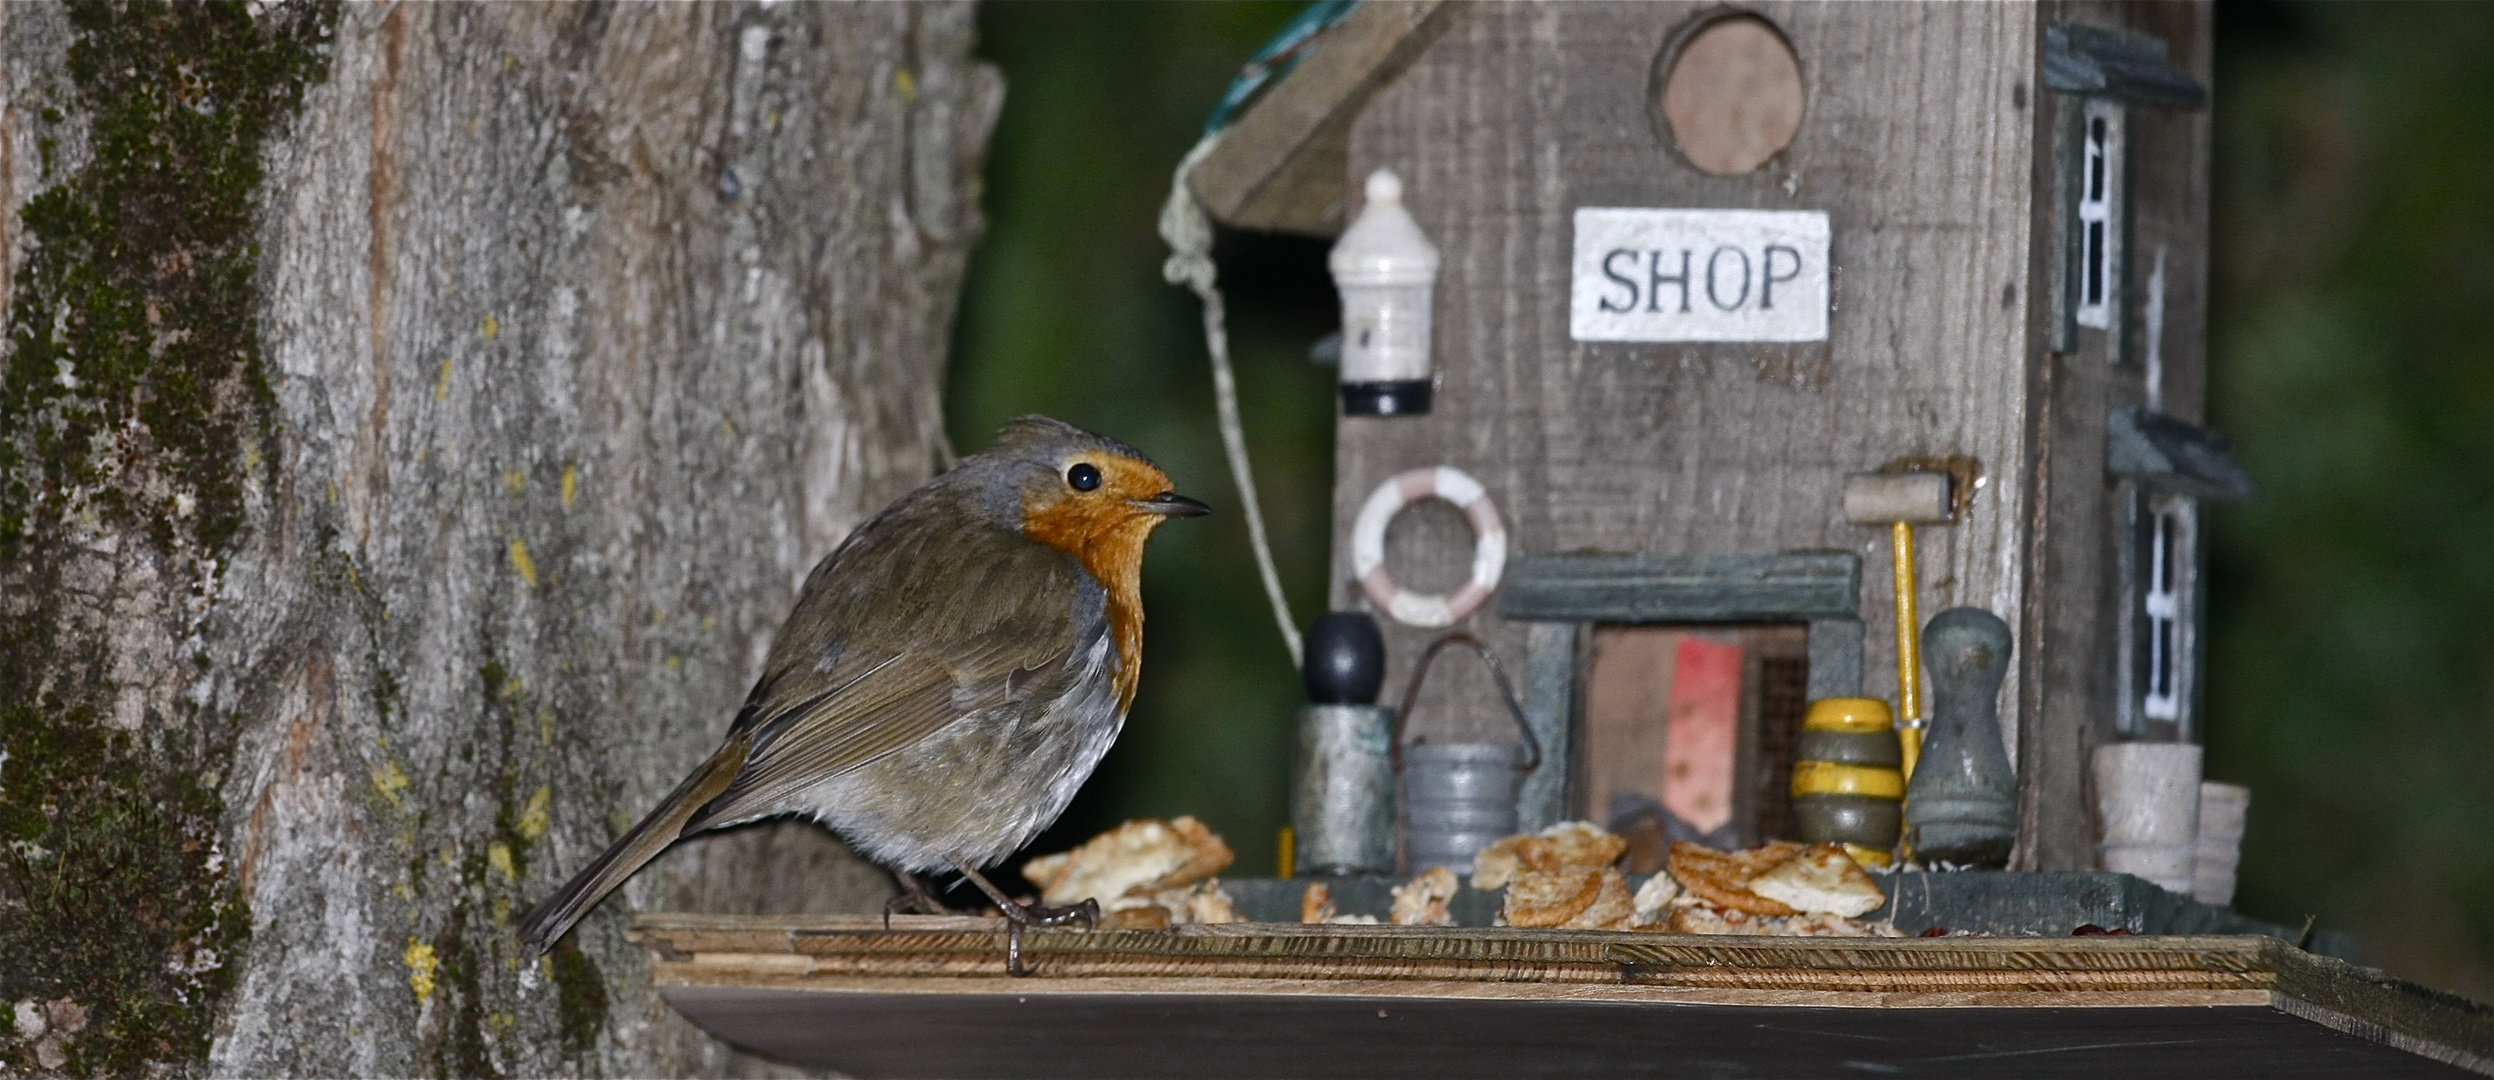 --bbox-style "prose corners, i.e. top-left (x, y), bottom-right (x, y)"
top-left (1352, 466), bottom-right (1507, 628)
